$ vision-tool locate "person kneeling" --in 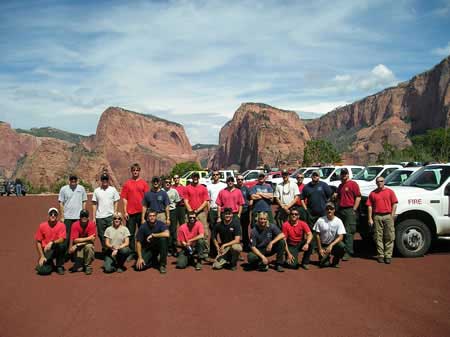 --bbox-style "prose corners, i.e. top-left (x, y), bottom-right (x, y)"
top-left (34, 208), bottom-right (66, 275)
top-left (212, 208), bottom-right (242, 271)
top-left (135, 209), bottom-right (170, 274)
top-left (104, 212), bottom-right (131, 273)
top-left (314, 203), bottom-right (346, 268)
top-left (176, 212), bottom-right (208, 271)
top-left (282, 210), bottom-right (313, 270)
top-left (247, 212), bottom-right (285, 272)
top-left (69, 209), bottom-right (96, 275)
